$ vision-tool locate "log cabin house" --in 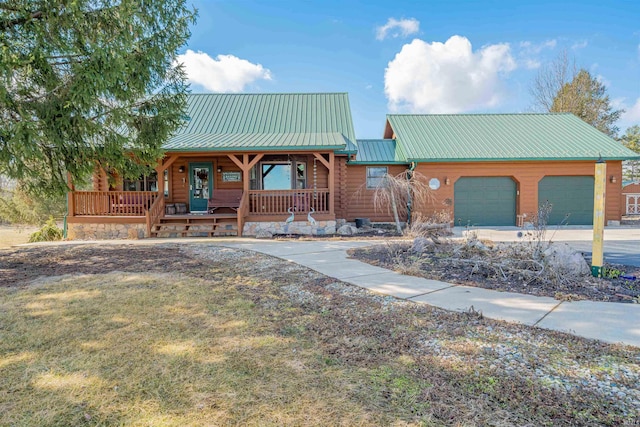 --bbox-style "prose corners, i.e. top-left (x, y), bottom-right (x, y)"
top-left (66, 93), bottom-right (640, 239)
